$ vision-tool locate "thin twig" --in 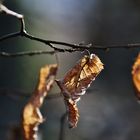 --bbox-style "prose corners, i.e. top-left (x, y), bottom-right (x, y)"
top-left (0, 32), bottom-right (21, 42)
top-left (0, 48), bottom-right (83, 57)
top-left (0, 4), bottom-right (91, 52)
top-left (0, 30), bottom-right (91, 51)
top-left (22, 31), bottom-right (91, 49)
top-left (1, 4), bottom-right (140, 58)
top-left (0, 4), bottom-right (23, 19)
top-left (0, 50), bottom-right (55, 57)
top-left (20, 18), bottom-right (26, 32)
top-left (59, 112), bottom-right (67, 140)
